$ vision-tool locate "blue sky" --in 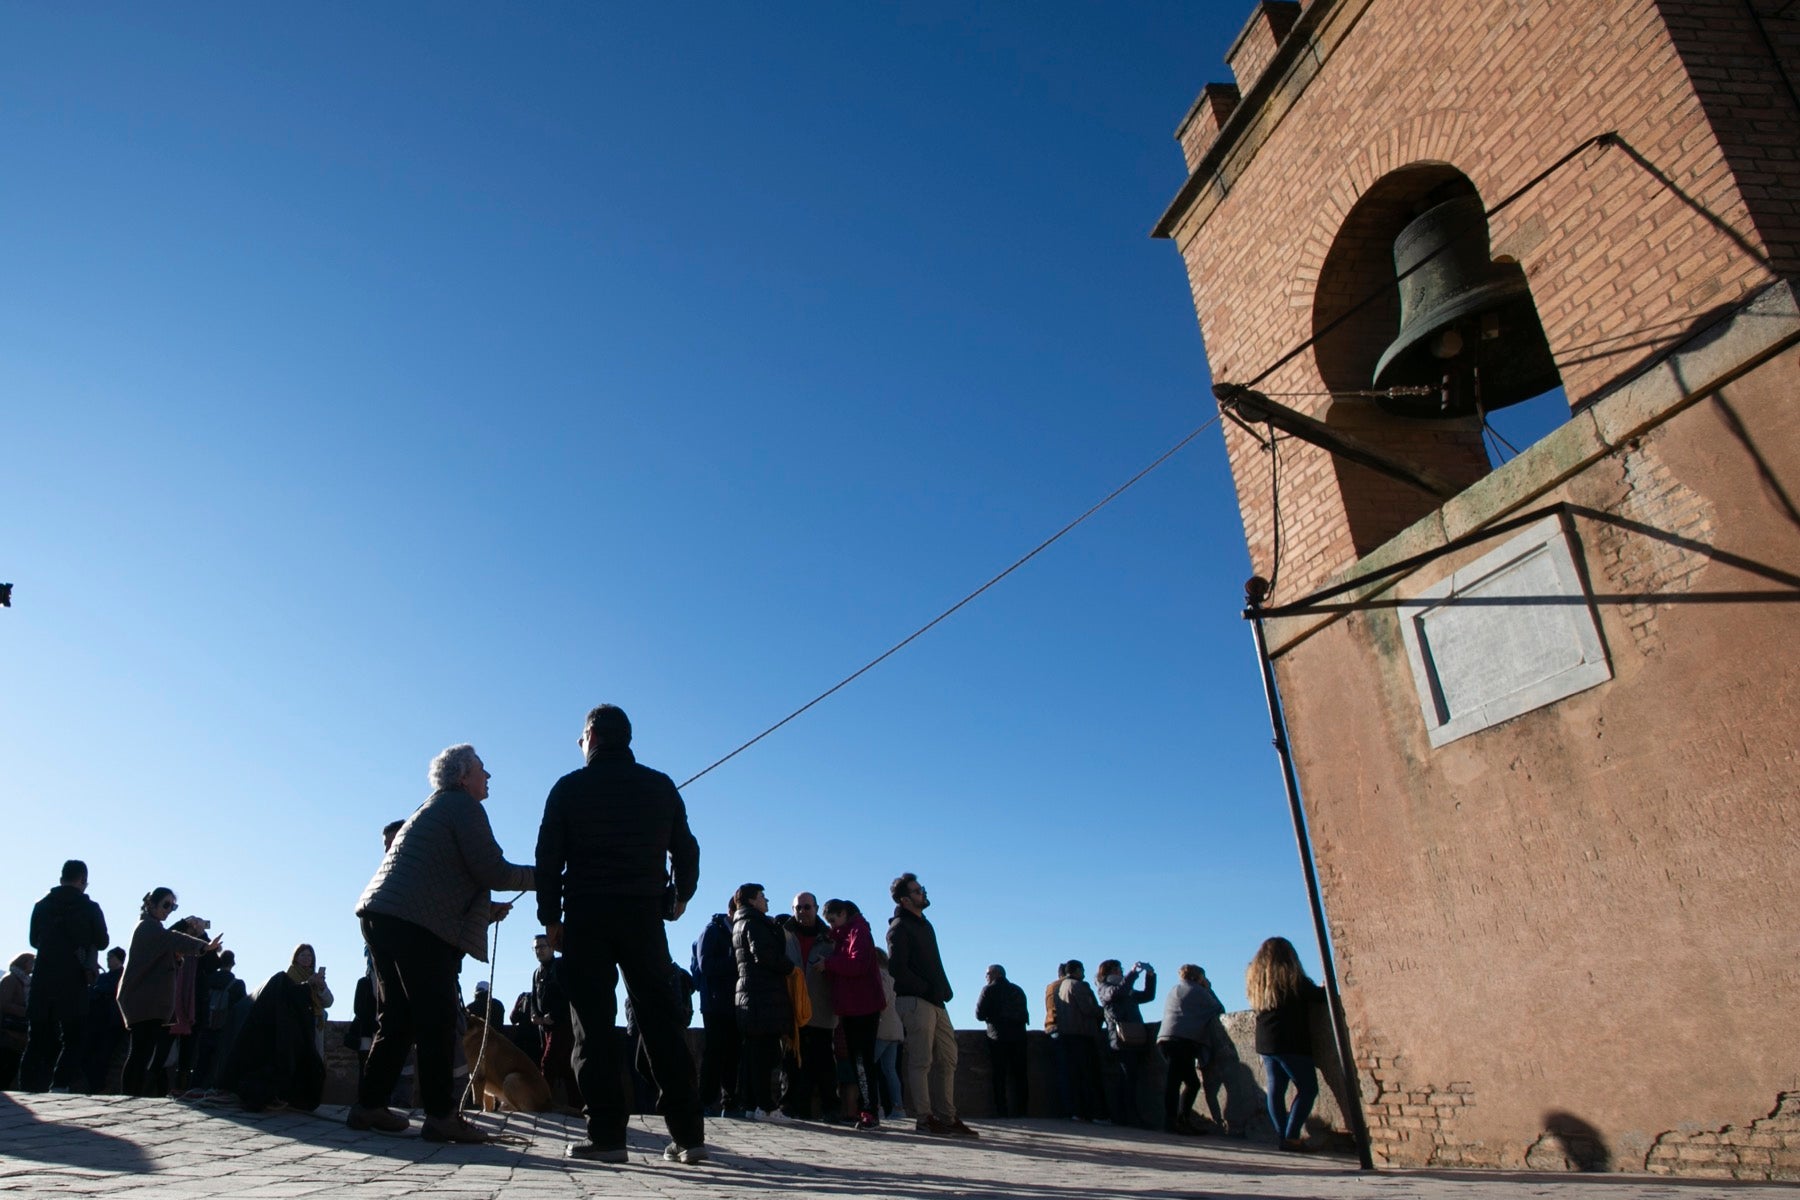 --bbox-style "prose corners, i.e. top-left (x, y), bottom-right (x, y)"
top-left (0, 2), bottom-right (1360, 1027)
